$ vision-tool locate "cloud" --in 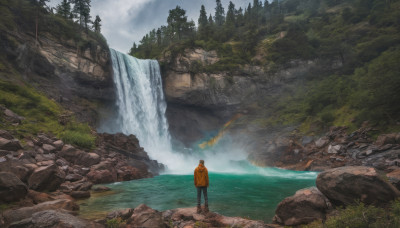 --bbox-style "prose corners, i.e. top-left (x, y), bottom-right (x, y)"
top-left (48, 0), bottom-right (253, 53)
